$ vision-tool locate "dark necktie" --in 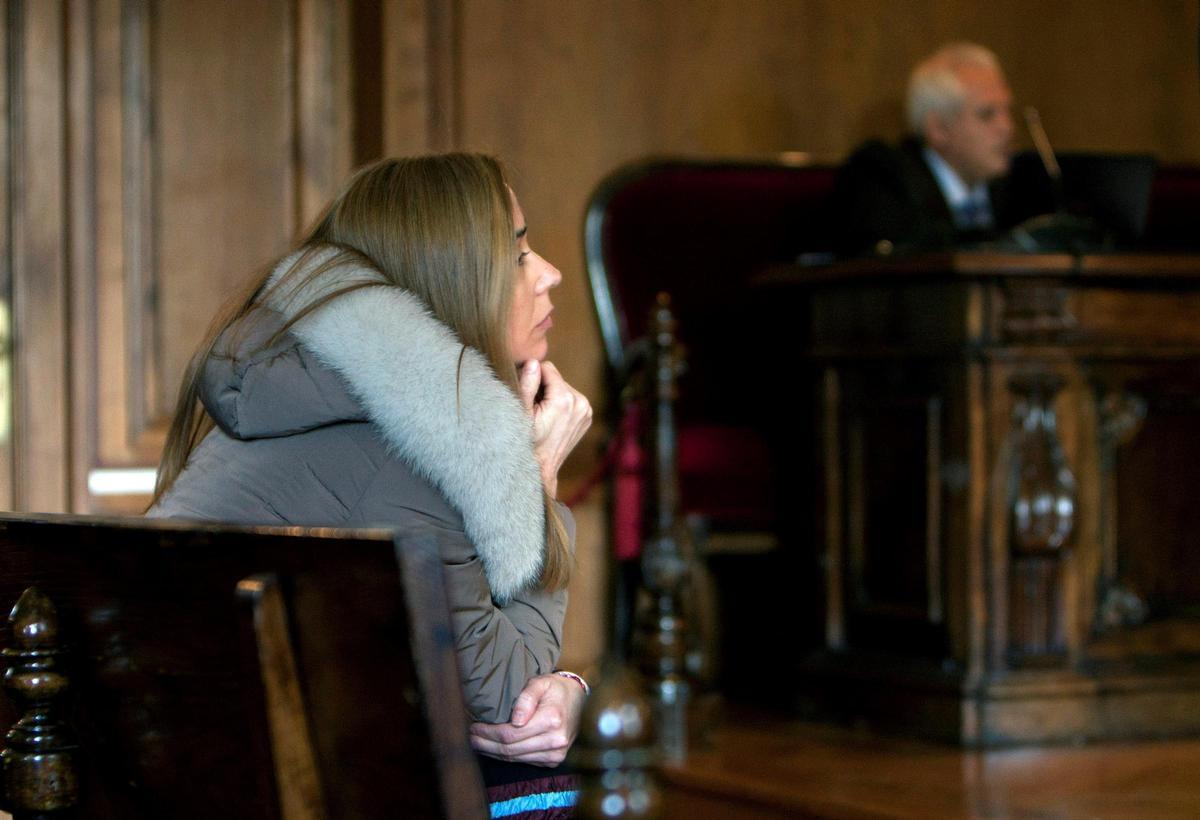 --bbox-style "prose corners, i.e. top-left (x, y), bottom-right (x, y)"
top-left (956, 194), bottom-right (993, 230)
